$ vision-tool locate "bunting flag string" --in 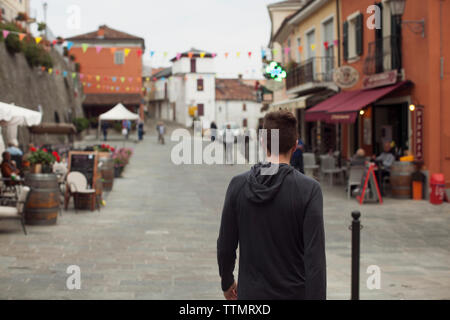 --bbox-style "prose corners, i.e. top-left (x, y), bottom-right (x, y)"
top-left (1, 28), bottom-right (340, 61)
